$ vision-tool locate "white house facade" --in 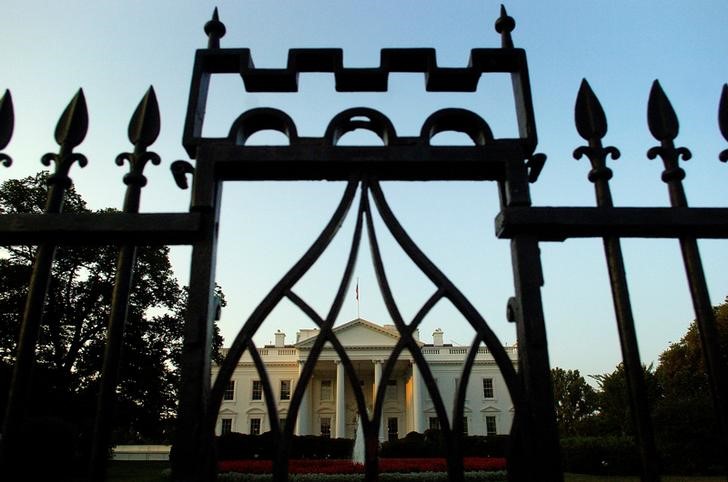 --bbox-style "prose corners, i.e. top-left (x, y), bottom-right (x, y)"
top-left (212, 319), bottom-right (517, 441)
